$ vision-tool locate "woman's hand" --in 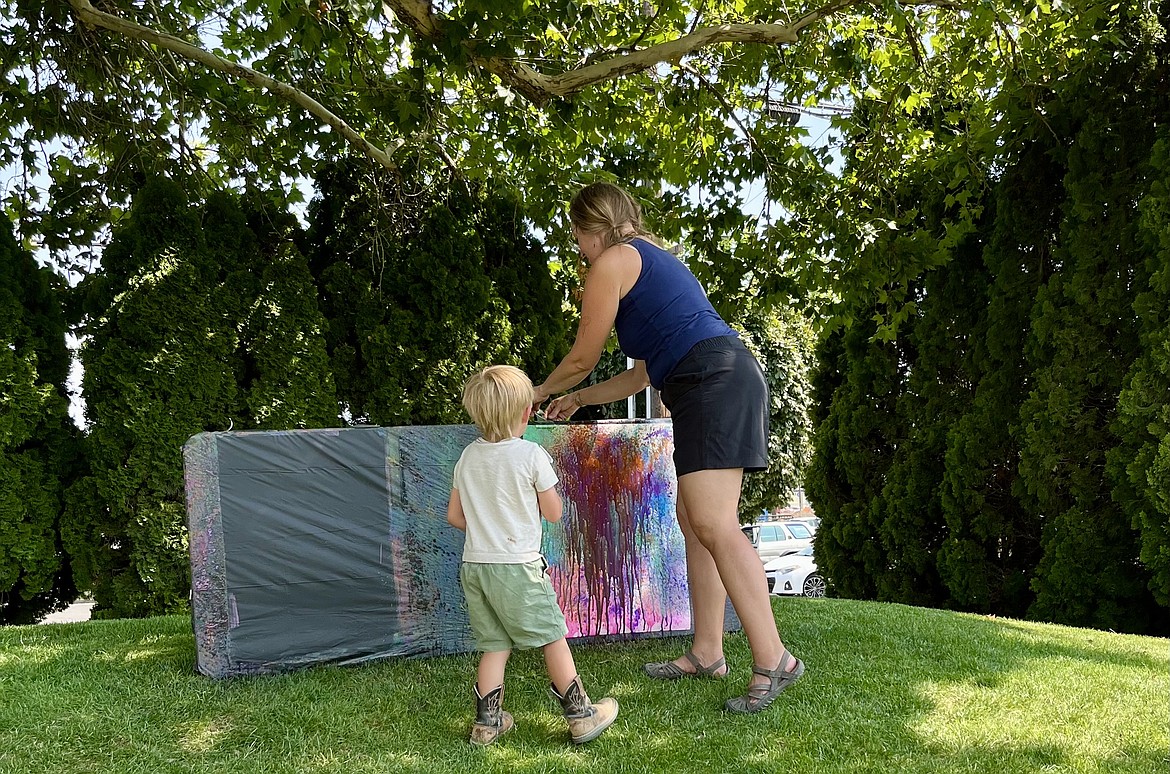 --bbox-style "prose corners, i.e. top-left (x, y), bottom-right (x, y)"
top-left (545, 392), bottom-right (583, 421)
top-left (532, 383), bottom-right (551, 415)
